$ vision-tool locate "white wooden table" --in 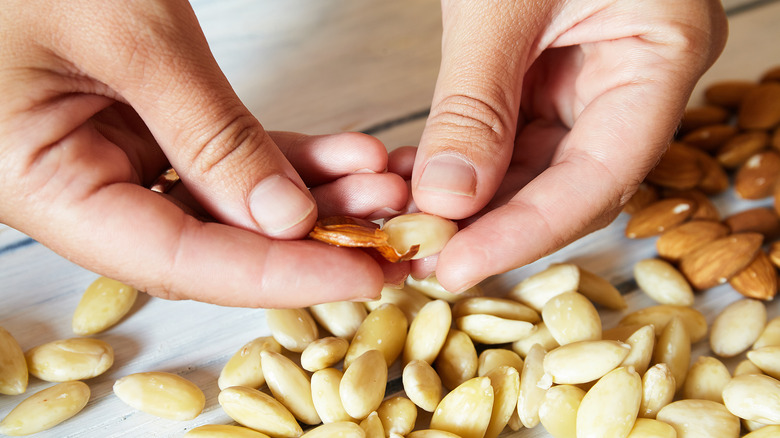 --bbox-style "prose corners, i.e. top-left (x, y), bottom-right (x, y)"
top-left (2, 0), bottom-right (780, 436)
